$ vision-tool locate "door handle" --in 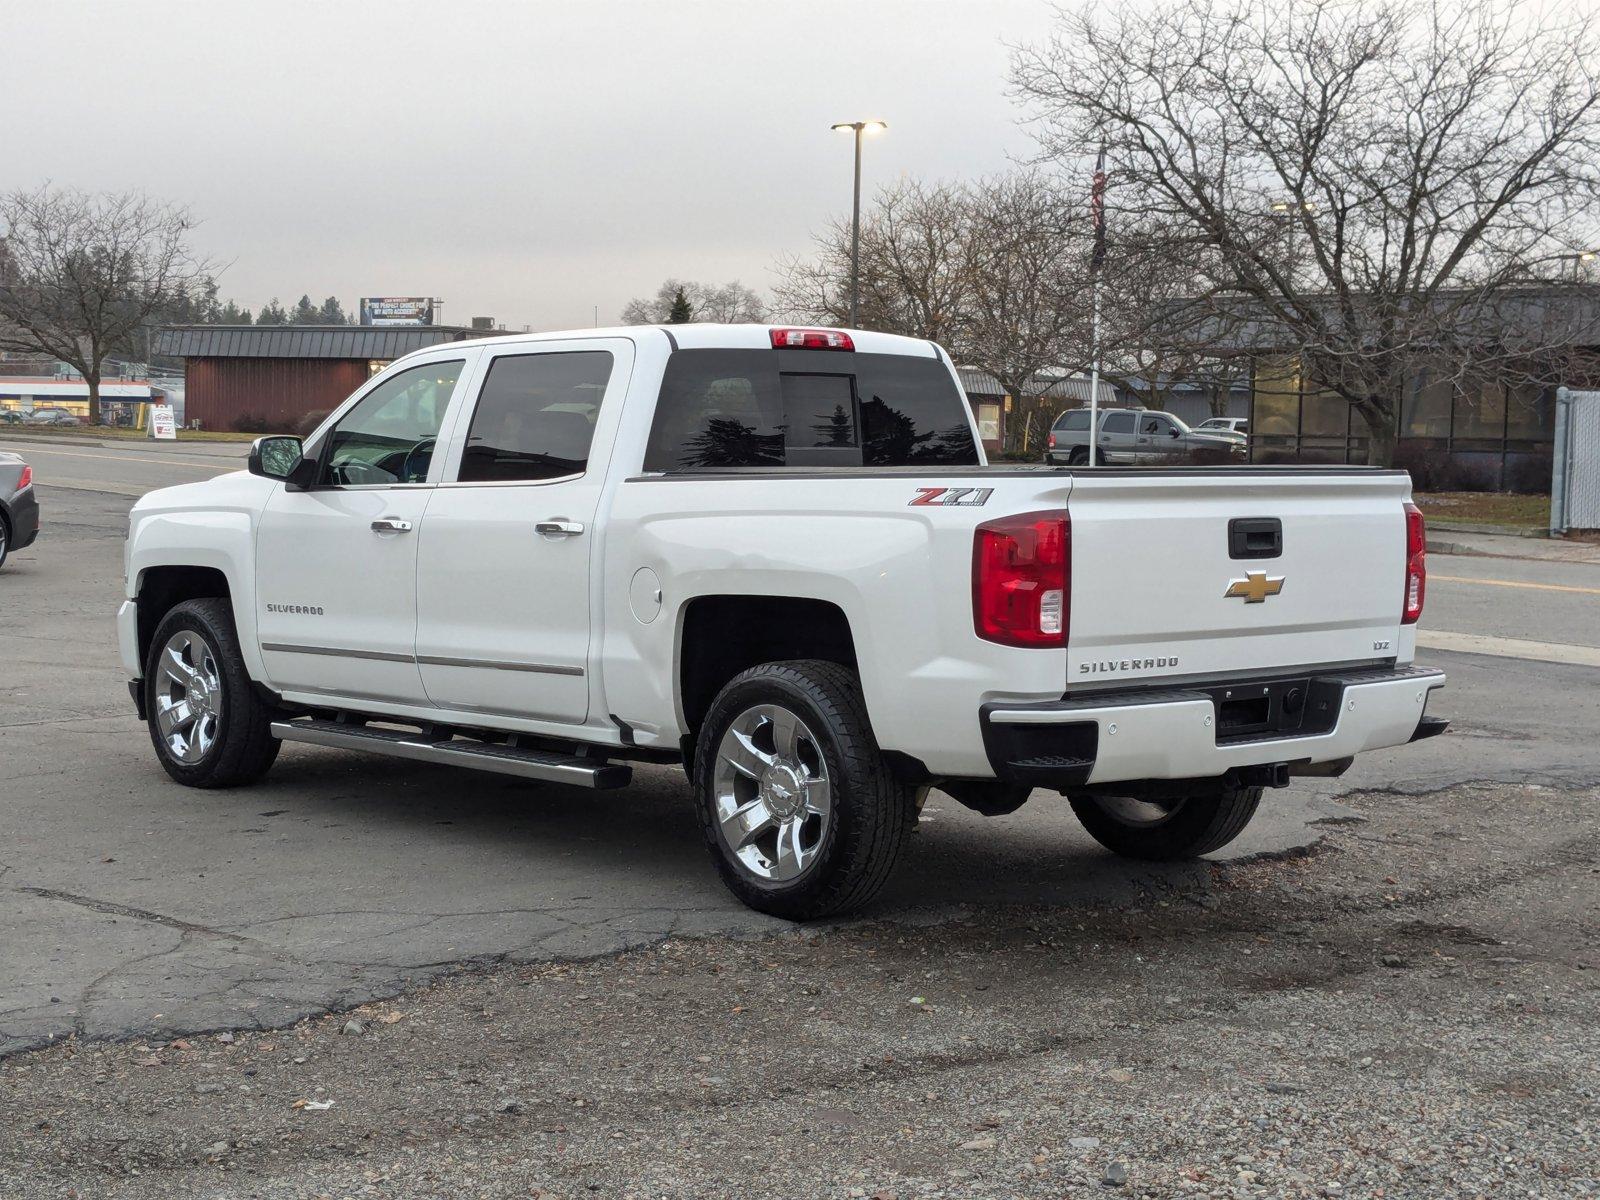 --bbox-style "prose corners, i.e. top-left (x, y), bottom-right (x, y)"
top-left (370, 517), bottom-right (413, 533)
top-left (535, 519), bottom-right (584, 537)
